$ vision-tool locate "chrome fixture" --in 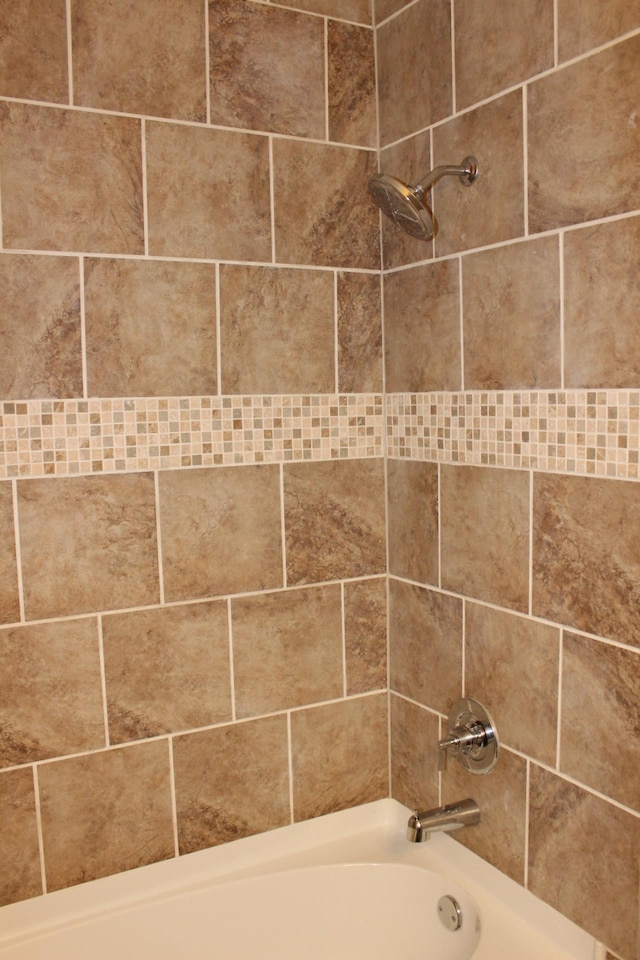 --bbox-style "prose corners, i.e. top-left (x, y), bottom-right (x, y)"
top-left (438, 894), bottom-right (464, 932)
top-left (368, 155), bottom-right (478, 241)
top-left (407, 798), bottom-right (481, 843)
top-left (438, 697), bottom-right (499, 775)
